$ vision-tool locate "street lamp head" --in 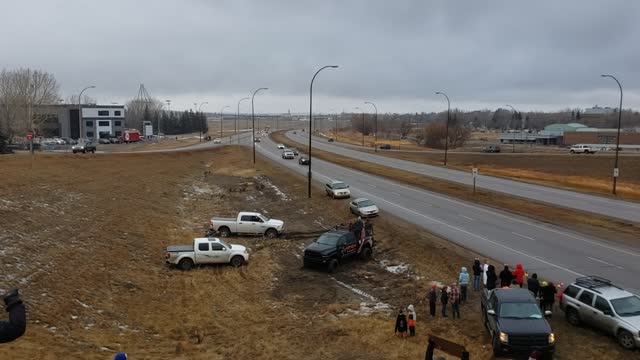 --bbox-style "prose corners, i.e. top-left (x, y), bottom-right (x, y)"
top-left (601, 74), bottom-right (609, 78)
top-left (88, 85), bottom-right (96, 89)
top-left (435, 91), bottom-right (441, 95)
top-left (329, 65), bottom-right (339, 68)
